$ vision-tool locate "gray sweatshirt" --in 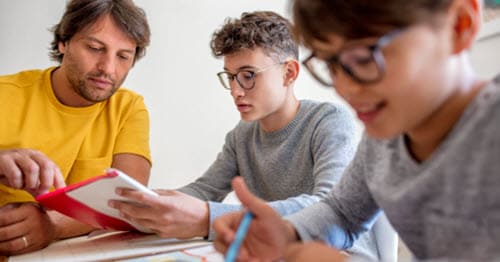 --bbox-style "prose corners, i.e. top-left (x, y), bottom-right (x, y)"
top-left (287, 75), bottom-right (500, 261)
top-left (178, 100), bottom-right (378, 260)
